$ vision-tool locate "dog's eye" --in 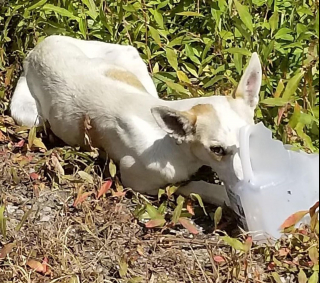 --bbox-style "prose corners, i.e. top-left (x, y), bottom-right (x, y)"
top-left (210, 146), bottom-right (226, 156)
